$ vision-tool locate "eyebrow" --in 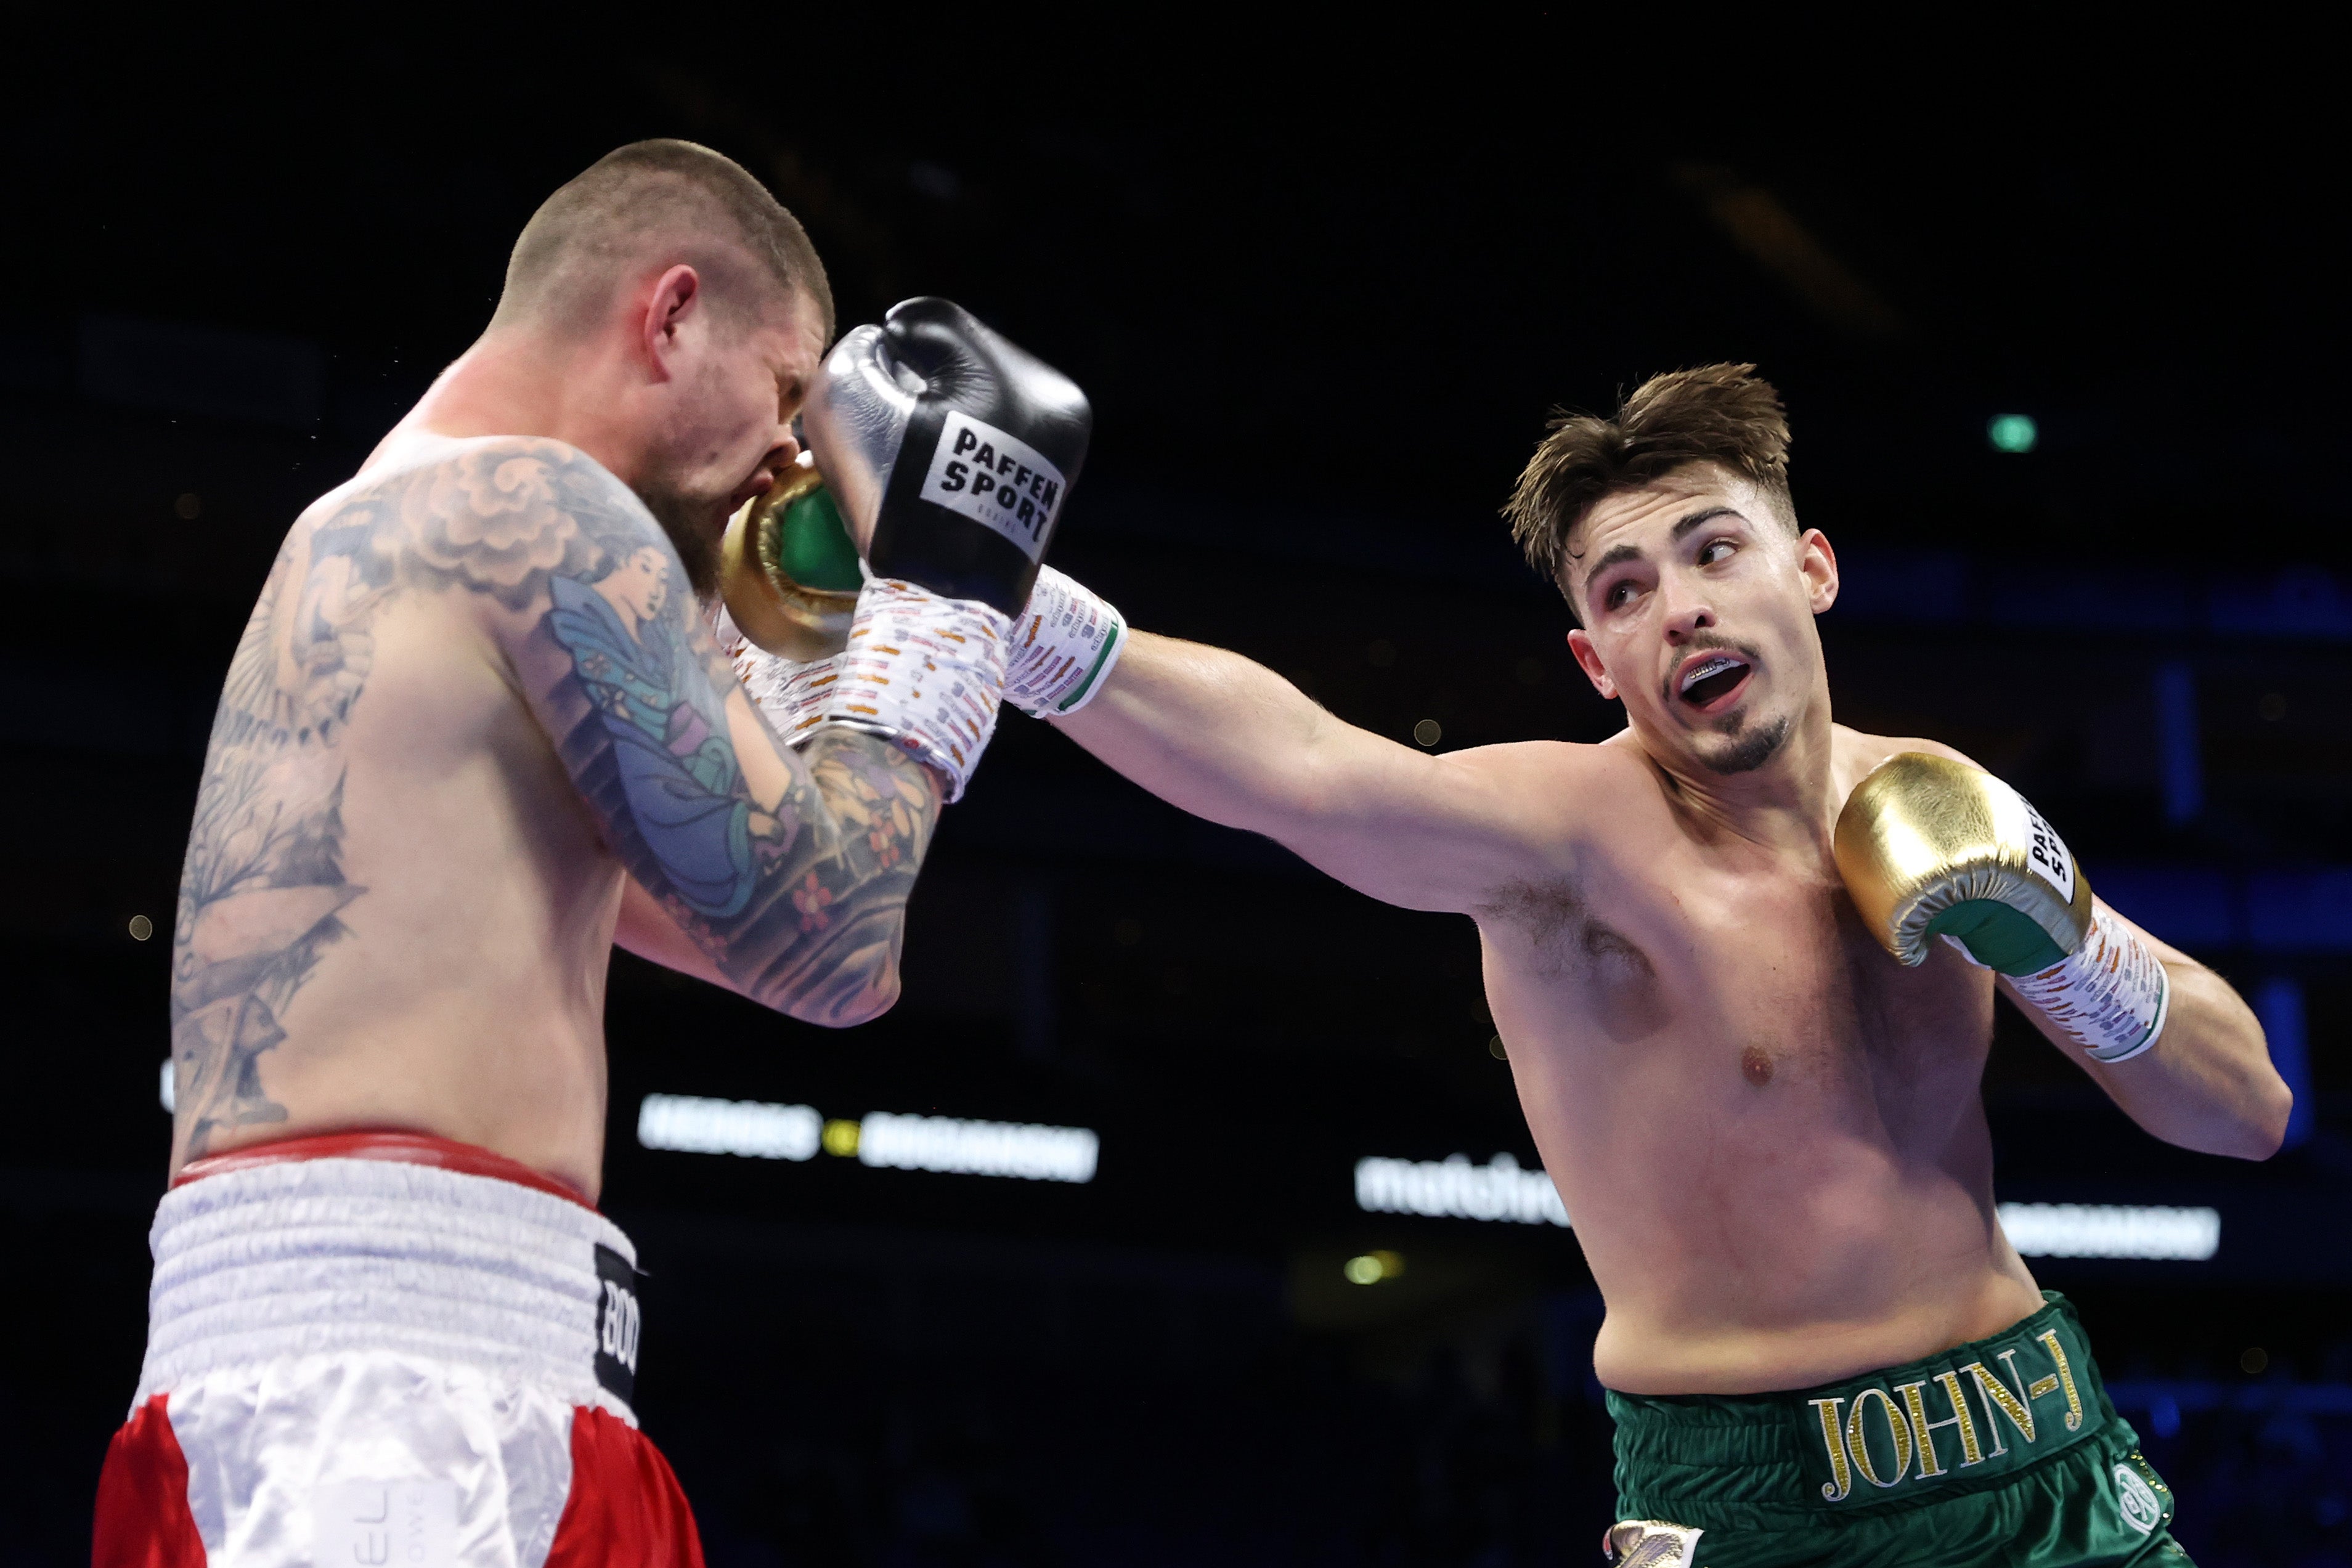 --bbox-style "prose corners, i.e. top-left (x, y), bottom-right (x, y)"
top-left (1577, 506), bottom-right (1747, 607)
top-left (1582, 542), bottom-right (1645, 584)
top-left (1586, 506), bottom-right (1744, 577)
top-left (1670, 505), bottom-right (1742, 539)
